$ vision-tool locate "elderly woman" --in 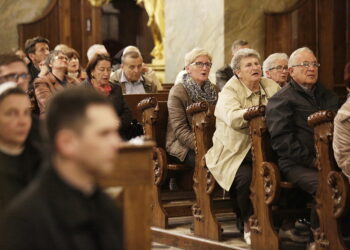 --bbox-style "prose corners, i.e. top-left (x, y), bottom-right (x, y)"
top-left (34, 50), bottom-right (80, 116)
top-left (65, 48), bottom-right (87, 81)
top-left (205, 48), bottom-right (280, 245)
top-left (263, 53), bottom-right (289, 87)
top-left (83, 54), bottom-right (135, 140)
top-left (166, 48), bottom-right (218, 190)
